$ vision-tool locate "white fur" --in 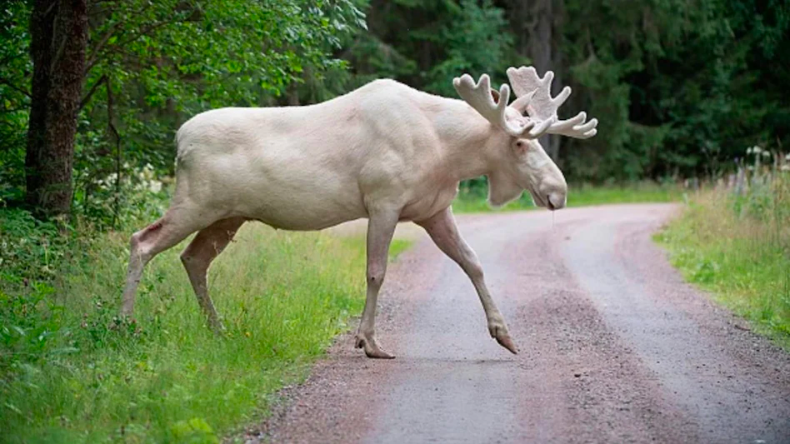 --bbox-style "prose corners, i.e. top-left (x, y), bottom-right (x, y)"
top-left (172, 78), bottom-right (564, 227)
top-left (121, 69), bottom-right (594, 359)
